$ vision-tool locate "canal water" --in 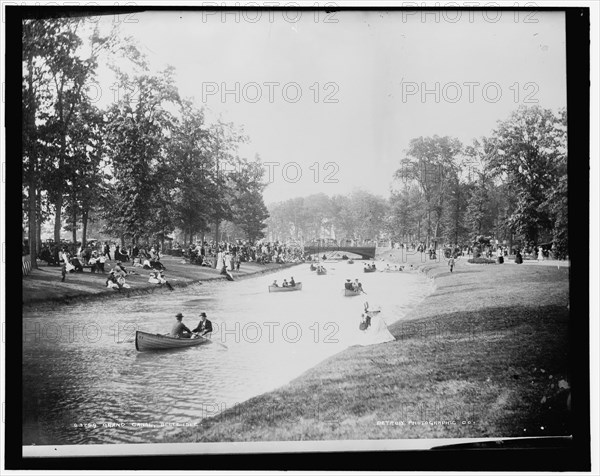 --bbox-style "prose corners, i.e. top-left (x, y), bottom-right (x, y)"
top-left (22, 260), bottom-right (431, 445)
